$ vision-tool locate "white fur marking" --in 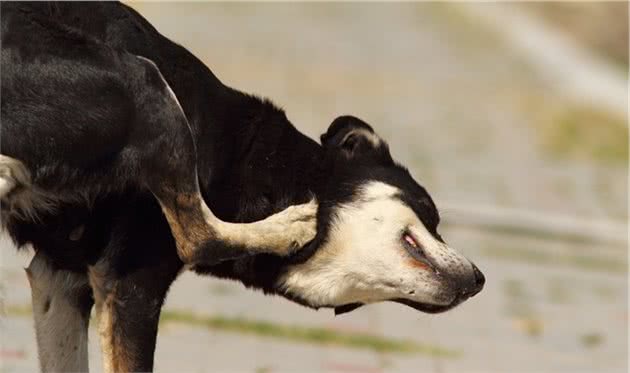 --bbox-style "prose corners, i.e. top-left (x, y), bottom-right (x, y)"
top-left (0, 155), bottom-right (28, 198)
top-left (0, 177), bottom-right (16, 197)
top-left (343, 128), bottom-right (381, 147)
top-left (0, 155), bottom-right (60, 222)
top-left (27, 253), bottom-right (90, 373)
top-left (135, 55), bottom-right (185, 115)
top-left (279, 181), bottom-right (474, 308)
